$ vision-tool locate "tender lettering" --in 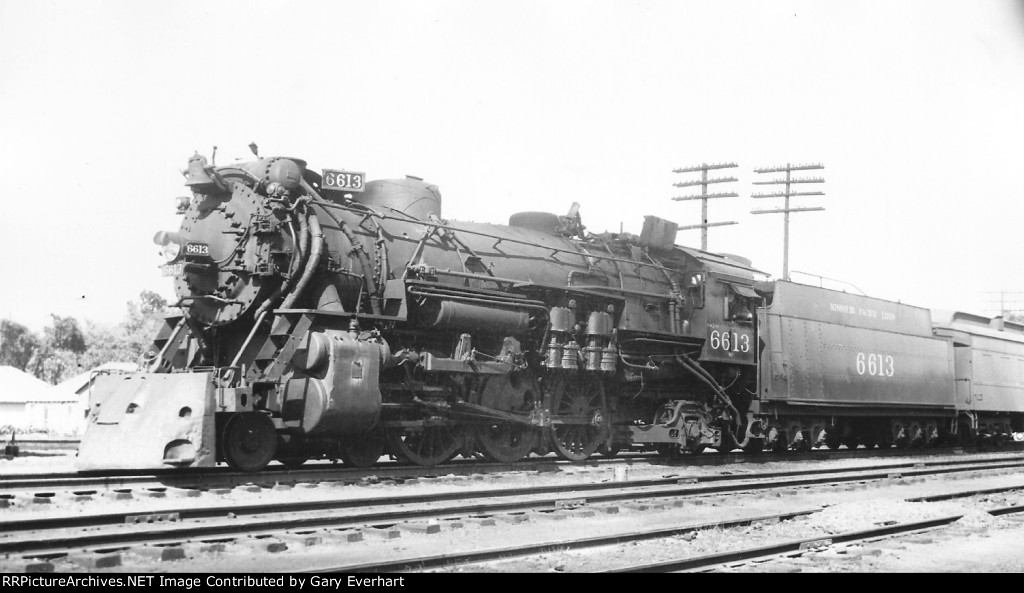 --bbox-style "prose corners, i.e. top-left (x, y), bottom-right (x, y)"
top-left (830, 302), bottom-right (896, 322)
